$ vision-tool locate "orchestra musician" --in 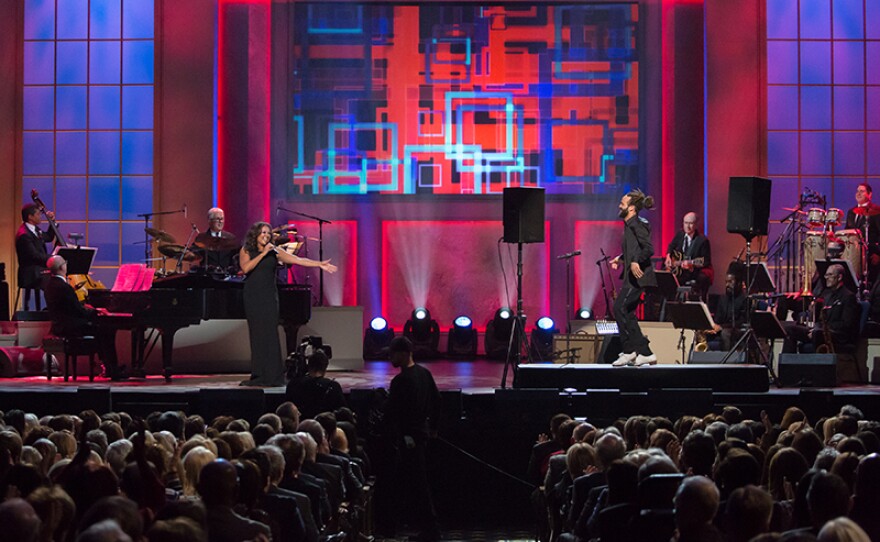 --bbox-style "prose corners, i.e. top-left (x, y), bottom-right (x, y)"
top-left (708, 272), bottom-right (748, 351)
top-left (610, 189), bottom-right (658, 366)
top-left (43, 255), bottom-right (125, 380)
top-left (782, 264), bottom-right (860, 354)
top-left (844, 183), bottom-right (880, 283)
top-left (664, 211), bottom-right (714, 300)
top-left (238, 221), bottom-right (337, 387)
top-left (193, 207), bottom-right (239, 272)
top-left (15, 203), bottom-right (56, 310)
